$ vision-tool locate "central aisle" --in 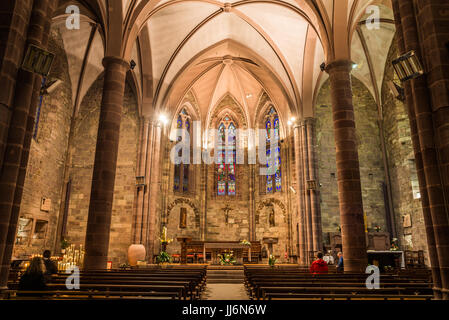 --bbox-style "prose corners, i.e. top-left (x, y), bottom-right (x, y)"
top-left (202, 283), bottom-right (249, 300)
top-left (201, 265), bottom-right (249, 300)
